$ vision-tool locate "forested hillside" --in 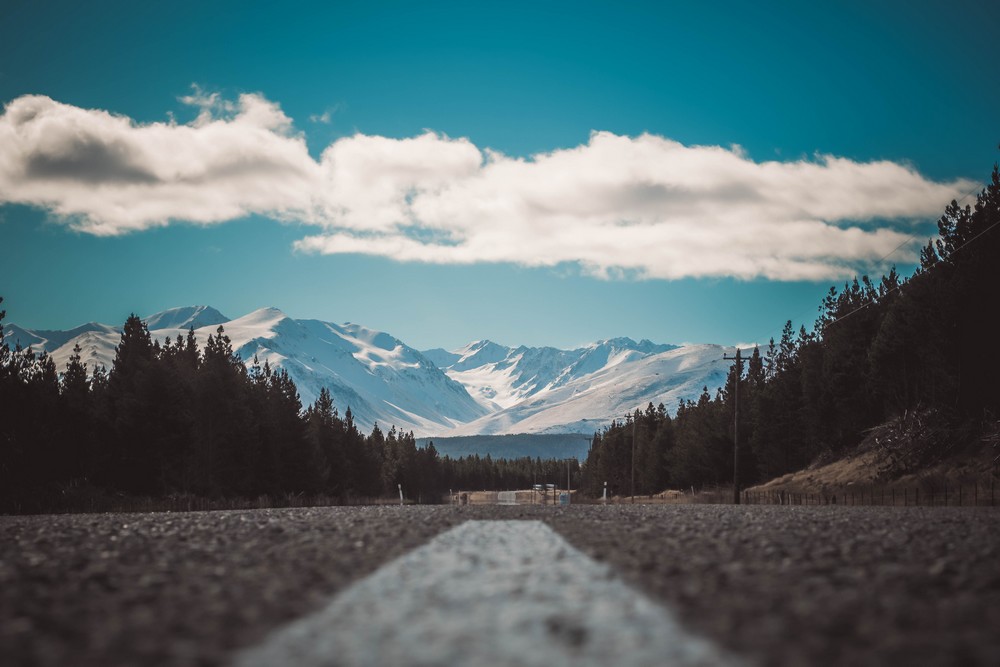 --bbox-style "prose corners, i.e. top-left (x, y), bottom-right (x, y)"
top-left (582, 164), bottom-right (1000, 496)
